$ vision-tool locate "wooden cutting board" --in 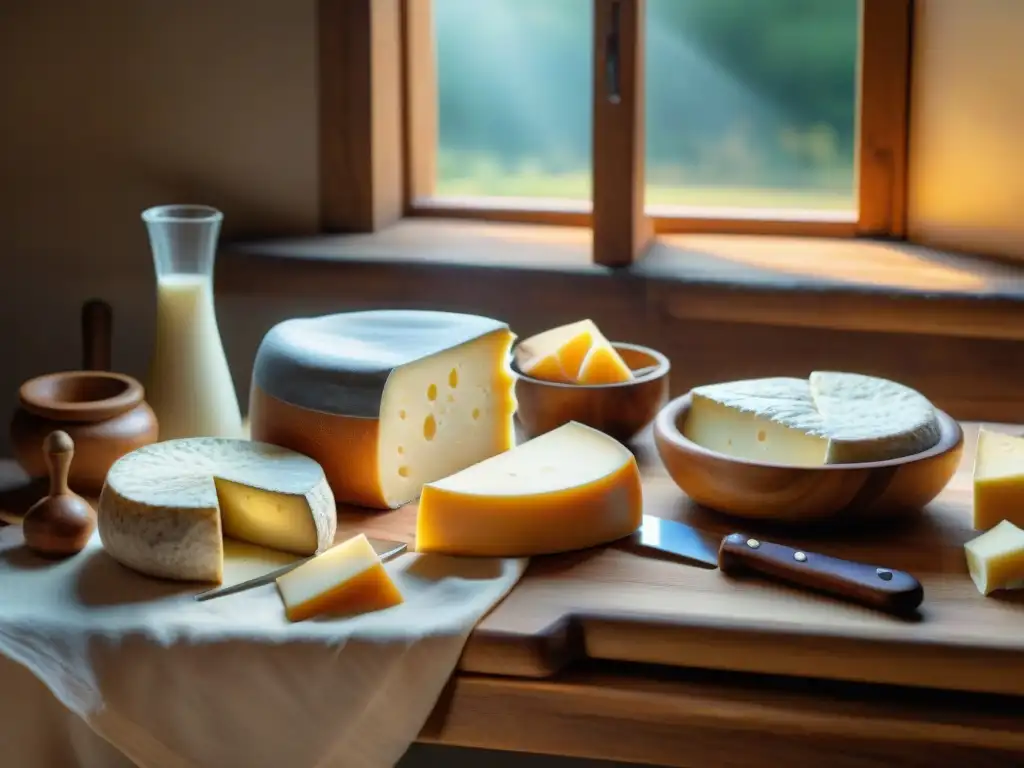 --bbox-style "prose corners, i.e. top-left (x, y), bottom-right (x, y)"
top-left (3, 424), bottom-right (1021, 698)
top-left (337, 422), bottom-right (1024, 698)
